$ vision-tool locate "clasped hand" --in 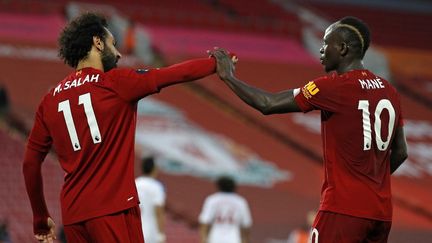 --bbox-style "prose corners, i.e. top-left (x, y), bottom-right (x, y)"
top-left (208, 47), bottom-right (238, 81)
